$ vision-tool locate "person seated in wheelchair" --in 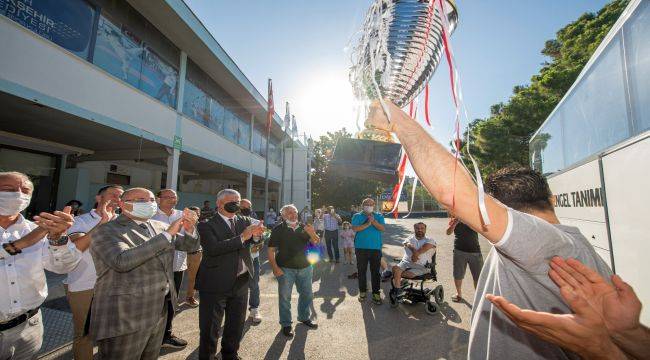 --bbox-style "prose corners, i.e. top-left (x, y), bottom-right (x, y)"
top-left (391, 222), bottom-right (437, 297)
